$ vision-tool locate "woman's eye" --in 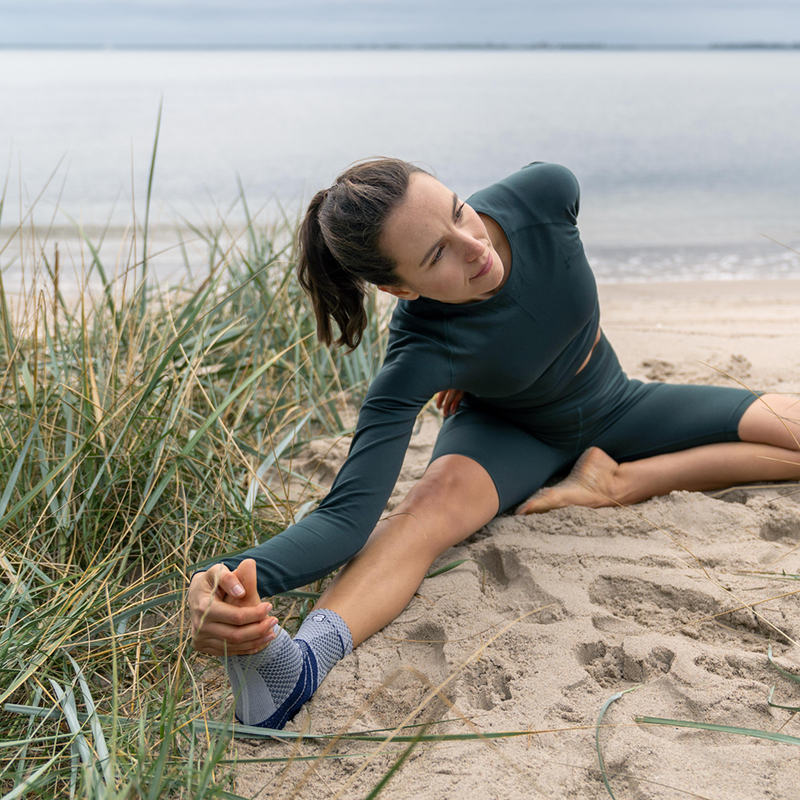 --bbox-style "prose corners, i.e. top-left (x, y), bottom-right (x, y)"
top-left (455, 202), bottom-right (465, 220)
top-left (432, 245), bottom-right (444, 264)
